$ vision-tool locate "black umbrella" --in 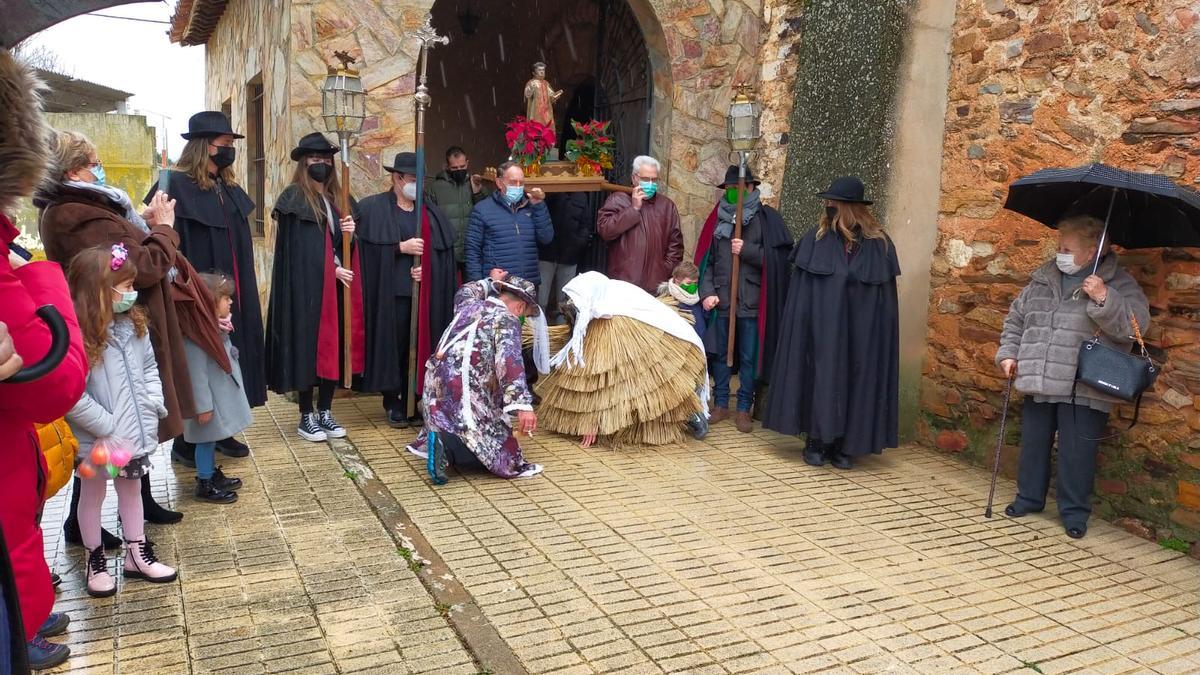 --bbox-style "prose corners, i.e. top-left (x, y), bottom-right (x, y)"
top-left (2, 1), bottom-right (155, 48)
top-left (1004, 163), bottom-right (1200, 272)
